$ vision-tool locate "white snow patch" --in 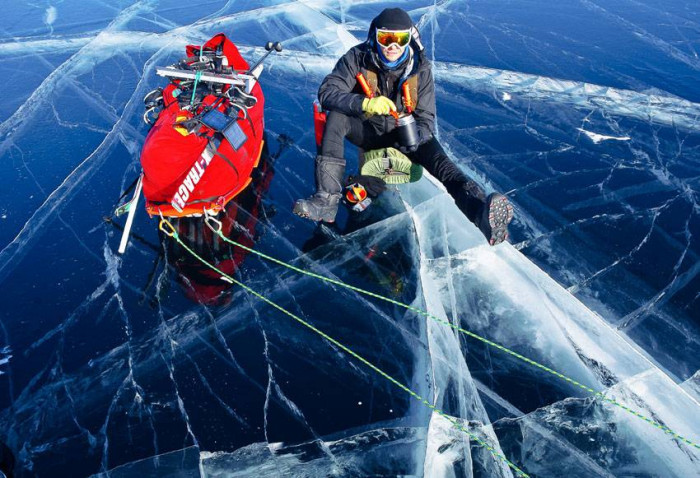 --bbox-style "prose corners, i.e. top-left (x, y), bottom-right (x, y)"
top-left (502, 92), bottom-right (511, 101)
top-left (577, 128), bottom-right (631, 144)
